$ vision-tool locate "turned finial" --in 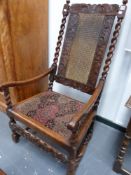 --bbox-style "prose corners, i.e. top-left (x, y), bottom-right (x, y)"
top-left (123, 0), bottom-right (128, 5)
